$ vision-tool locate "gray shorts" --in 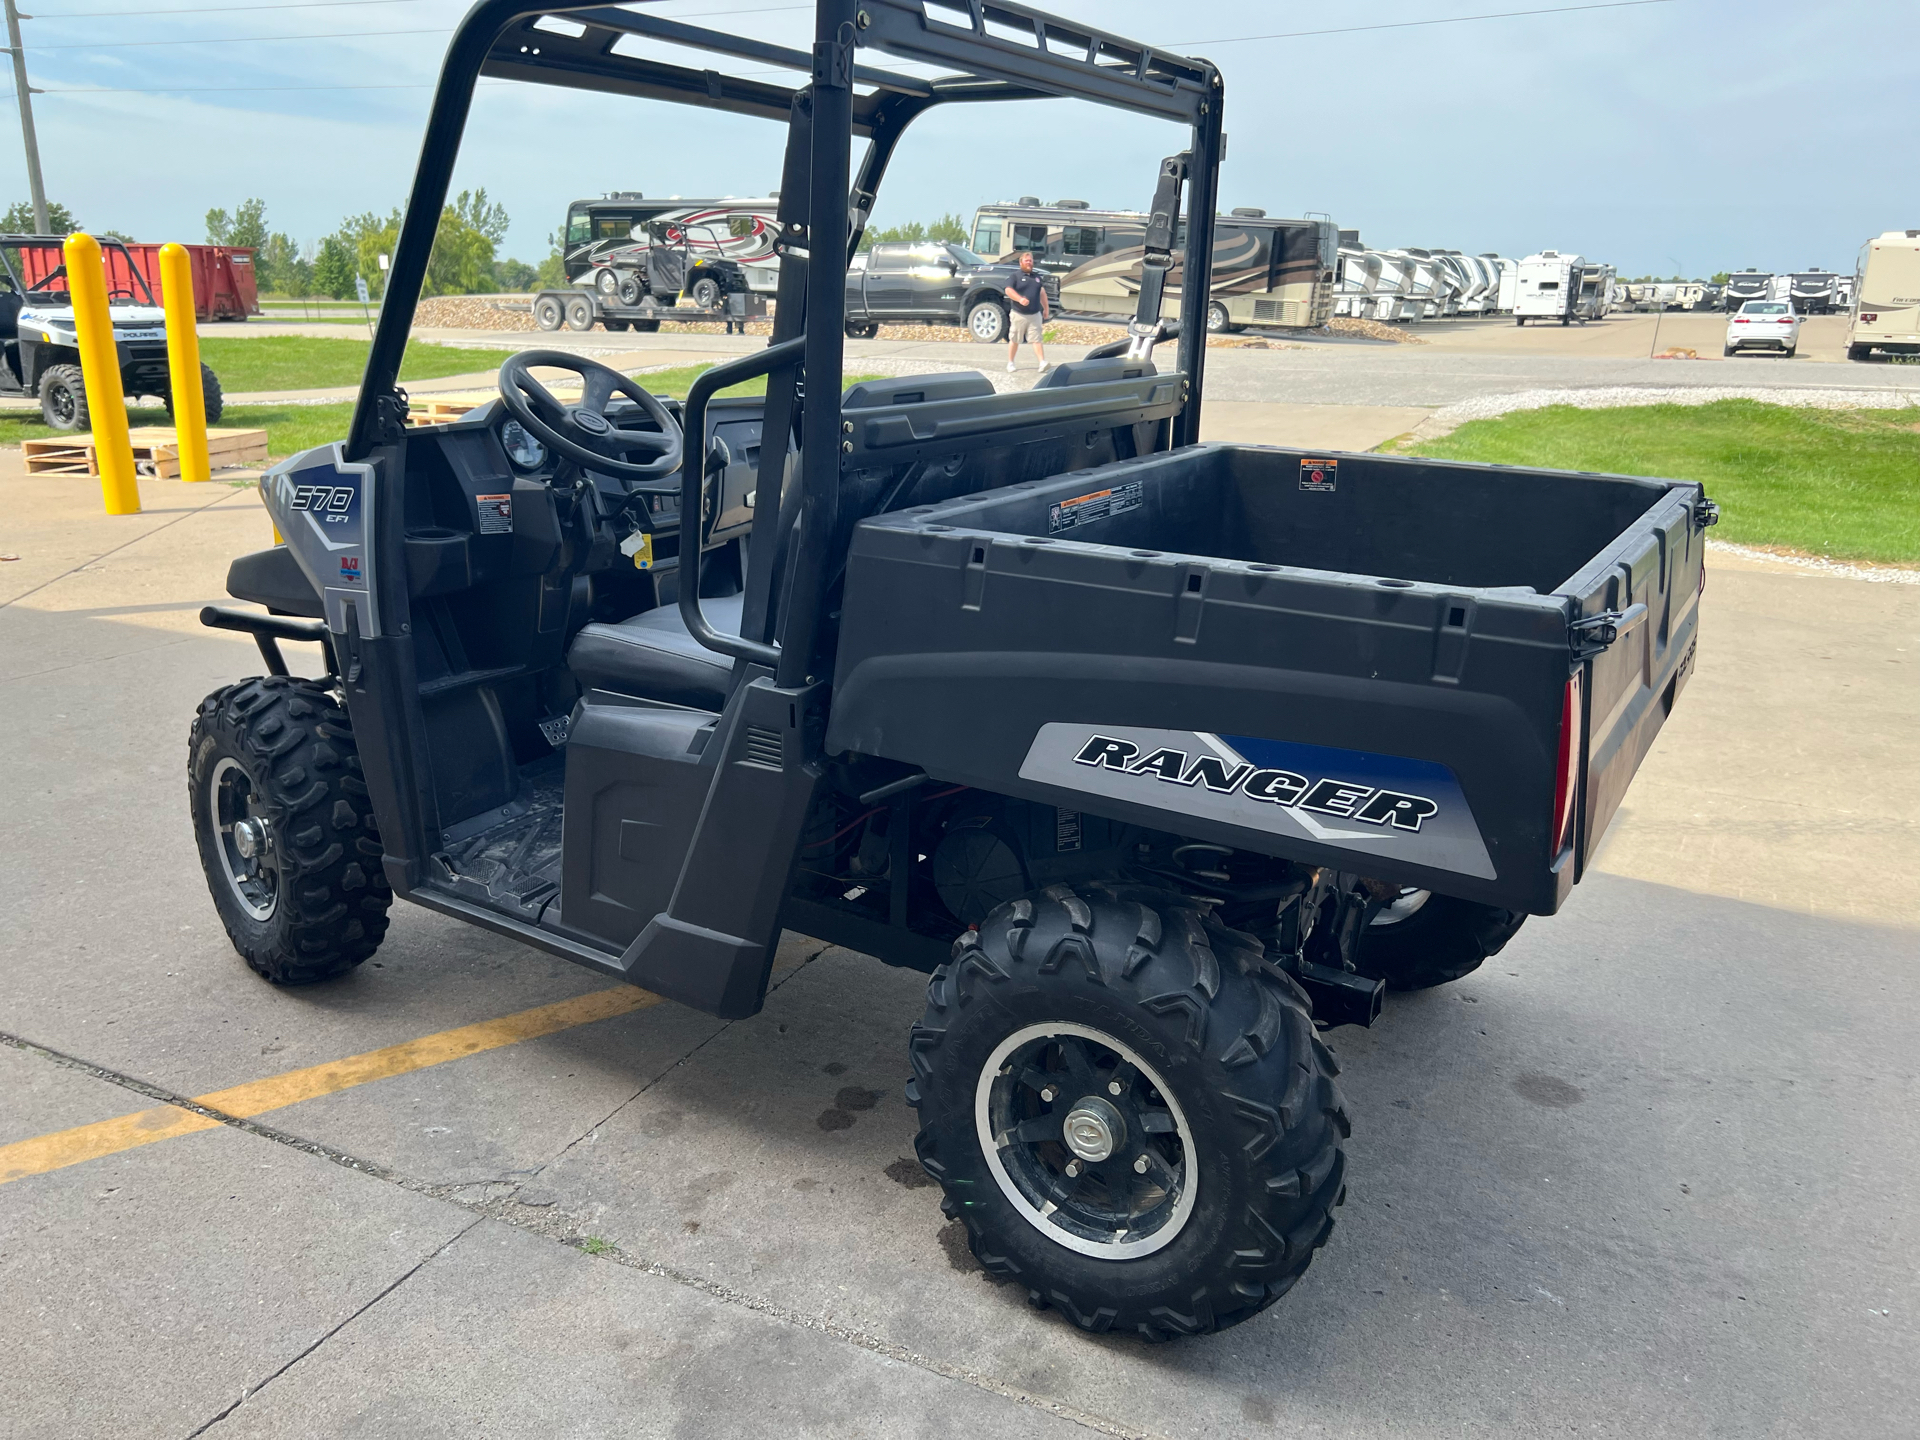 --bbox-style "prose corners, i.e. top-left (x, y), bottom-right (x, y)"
top-left (1009, 311), bottom-right (1045, 344)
